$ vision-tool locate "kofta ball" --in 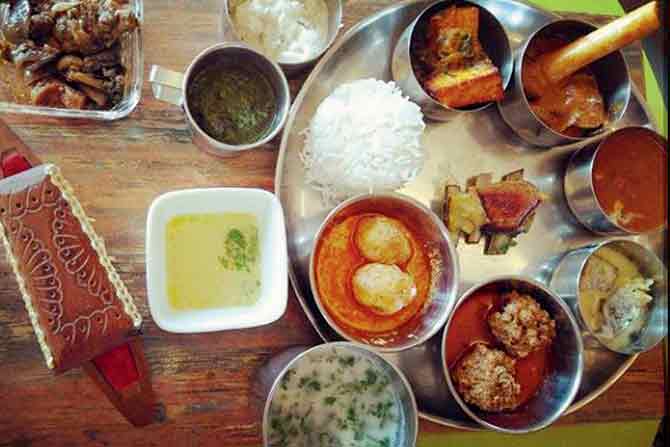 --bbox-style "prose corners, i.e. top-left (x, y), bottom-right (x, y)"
top-left (453, 343), bottom-right (521, 412)
top-left (352, 263), bottom-right (417, 314)
top-left (355, 216), bottom-right (412, 265)
top-left (488, 291), bottom-right (556, 358)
